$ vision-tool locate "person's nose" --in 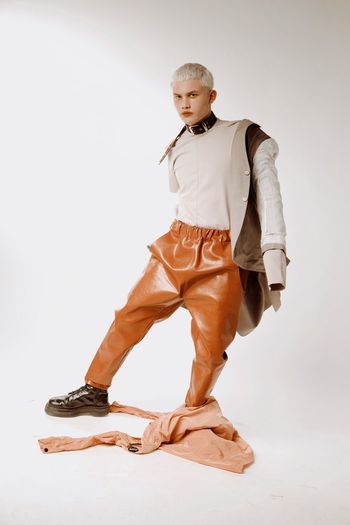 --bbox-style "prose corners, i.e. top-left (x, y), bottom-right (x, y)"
top-left (181, 97), bottom-right (190, 109)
